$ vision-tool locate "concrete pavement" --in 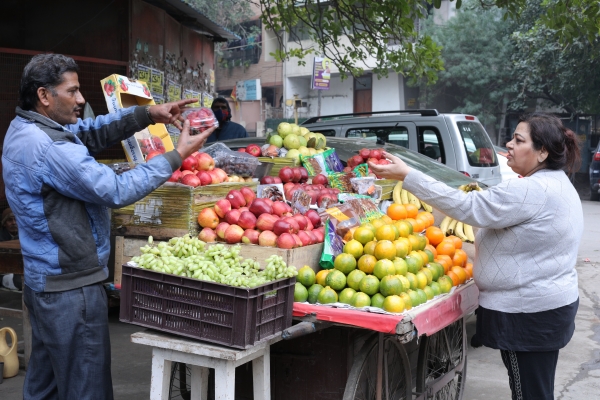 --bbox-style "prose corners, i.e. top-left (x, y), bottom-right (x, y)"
top-left (464, 200), bottom-right (600, 400)
top-left (1, 200), bottom-right (599, 399)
